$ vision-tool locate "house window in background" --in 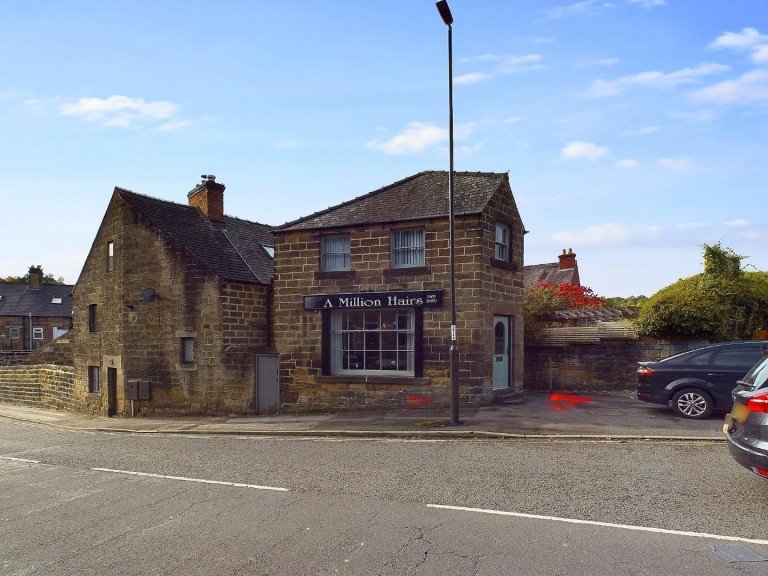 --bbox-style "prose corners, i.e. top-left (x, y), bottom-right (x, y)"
top-left (107, 241), bottom-right (115, 272)
top-left (495, 225), bottom-right (509, 262)
top-left (88, 366), bottom-right (100, 393)
top-left (88, 304), bottom-right (97, 332)
top-left (391, 229), bottom-right (424, 268)
top-left (321, 235), bottom-right (351, 271)
top-left (181, 337), bottom-right (195, 364)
